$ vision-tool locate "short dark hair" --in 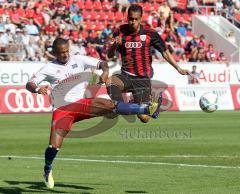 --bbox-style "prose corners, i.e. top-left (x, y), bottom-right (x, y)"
top-left (128, 4), bottom-right (143, 16)
top-left (52, 37), bottom-right (69, 52)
